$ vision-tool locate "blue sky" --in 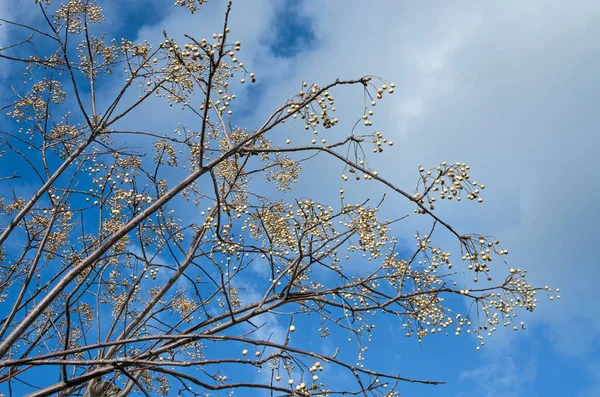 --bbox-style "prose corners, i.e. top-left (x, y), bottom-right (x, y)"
top-left (1, 0), bottom-right (599, 396)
